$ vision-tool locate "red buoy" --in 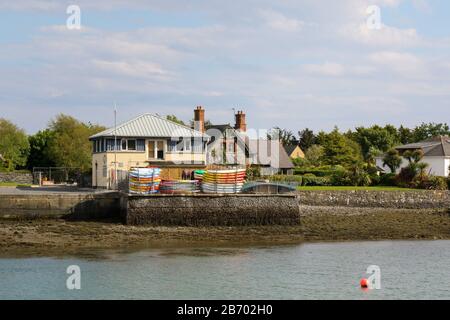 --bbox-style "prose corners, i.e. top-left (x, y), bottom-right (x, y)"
top-left (360, 278), bottom-right (369, 288)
